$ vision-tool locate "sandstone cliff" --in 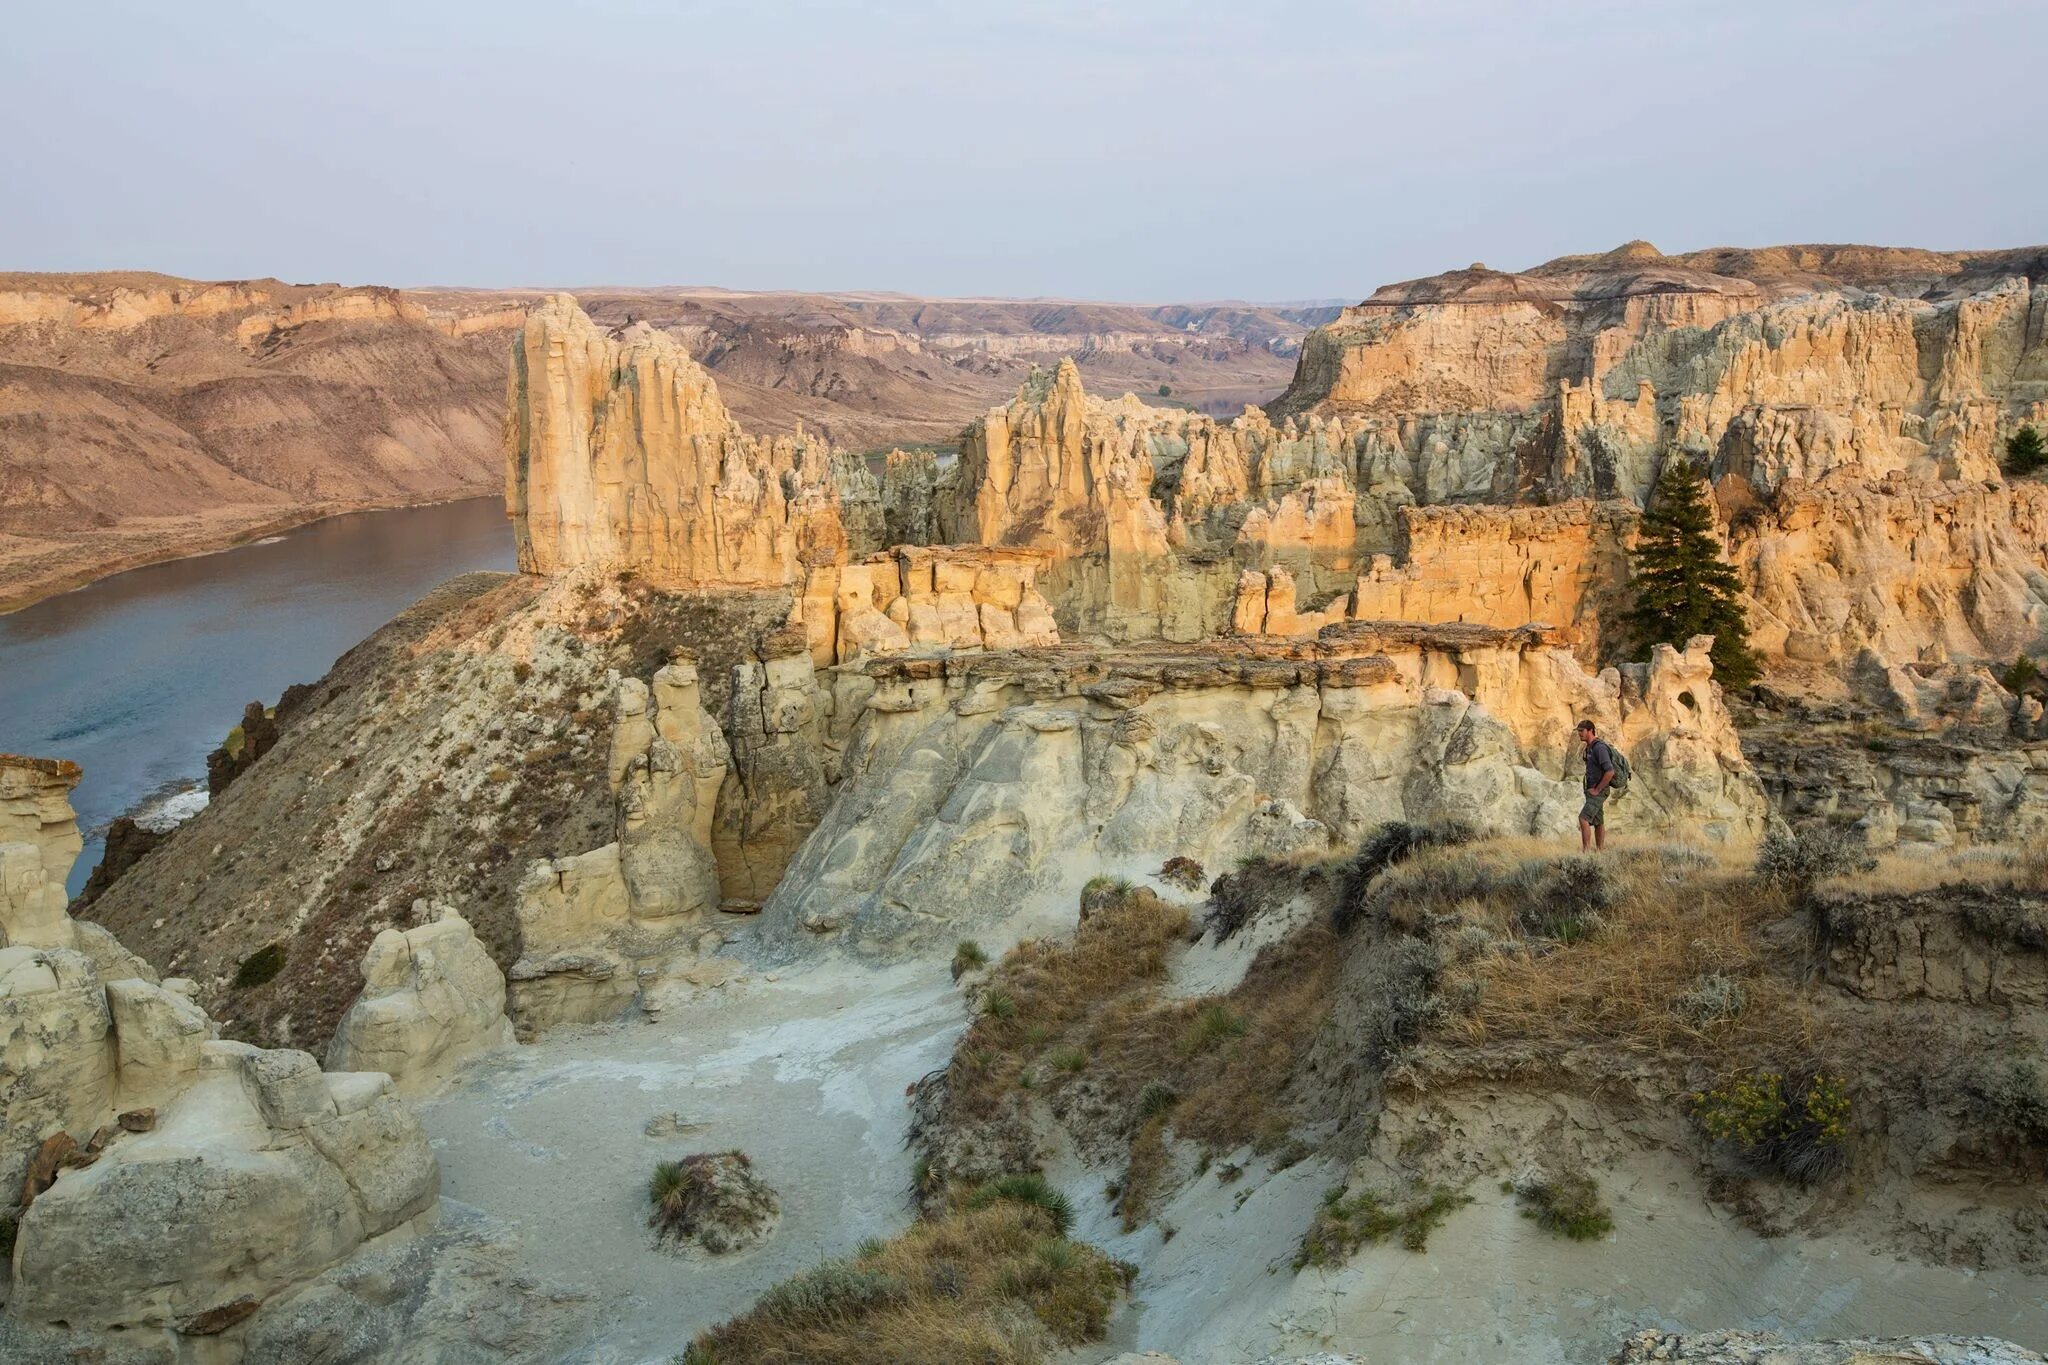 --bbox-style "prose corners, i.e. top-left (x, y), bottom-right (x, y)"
top-left (505, 294), bottom-right (847, 587)
top-left (1270, 242), bottom-right (2048, 506)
